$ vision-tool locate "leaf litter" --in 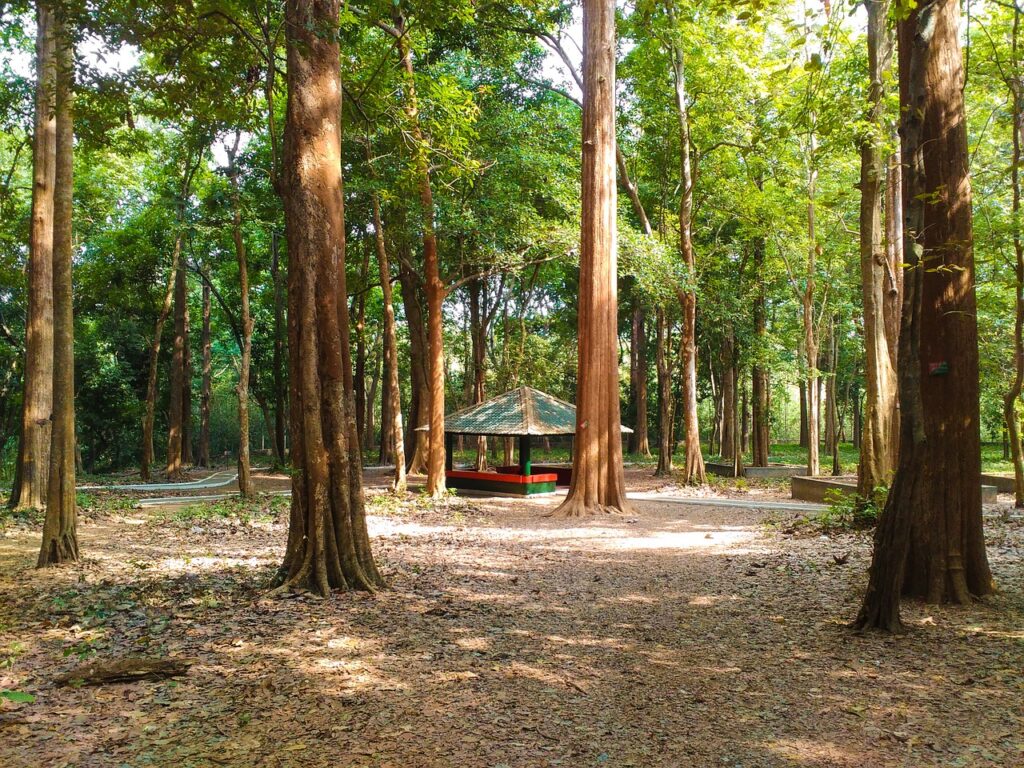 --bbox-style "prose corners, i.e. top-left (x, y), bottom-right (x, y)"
top-left (0, 468), bottom-right (1021, 767)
